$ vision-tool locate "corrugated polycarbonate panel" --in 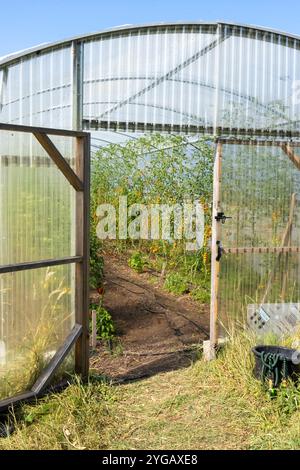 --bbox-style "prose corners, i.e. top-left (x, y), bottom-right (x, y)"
top-left (0, 46), bottom-right (72, 129)
top-left (0, 131), bottom-right (76, 265)
top-left (218, 26), bottom-right (300, 133)
top-left (219, 251), bottom-right (300, 330)
top-left (1, 24), bottom-right (300, 134)
top-left (221, 143), bottom-right (300, 248)
top-left (83, 25), bottom-right (218, 130)
top-left (218, 142), bottom-right (300, 331)
top-left (0, 264), bottom-right (75, 400)
top-left (82, 24), bottom-right (300, 134)
top-left (0, 128), bottom-right (77, 401)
